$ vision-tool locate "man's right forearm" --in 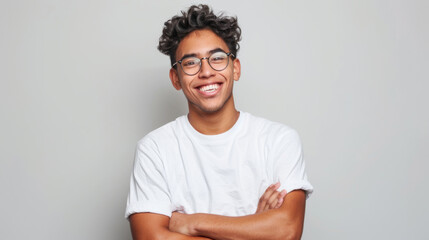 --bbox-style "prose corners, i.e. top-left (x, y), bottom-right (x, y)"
top-left (129, 212), bottom-right (212, 240)
top-left (130, 184), bottom-right (286, 240)
top-left (168, 190), bottom-right (306, 240)
top-left (146, 228), bottom-right (211, 240)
